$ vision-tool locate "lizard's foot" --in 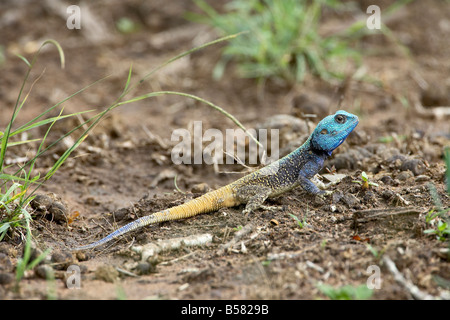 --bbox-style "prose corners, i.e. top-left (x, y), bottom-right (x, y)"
top-left (315, 189), bottom-right (333, 202)
top-left (320, 190), bottom-right (333, 196)
top-left (240, 190), bottom-right (271, 219)
top-left (259, 205), bottom-right (284, 213)
top-left (242, 208), bottom-right (251, 218)
top-left (242, 205), bottom-right (283, 218)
